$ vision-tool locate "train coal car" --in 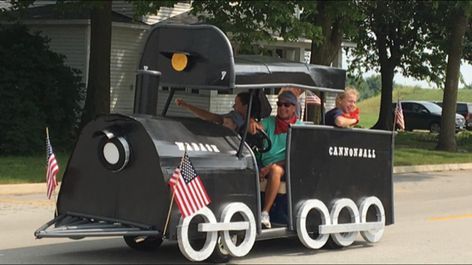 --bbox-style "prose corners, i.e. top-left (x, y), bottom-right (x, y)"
top-left (35, 24), bottom-right (394, 263)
